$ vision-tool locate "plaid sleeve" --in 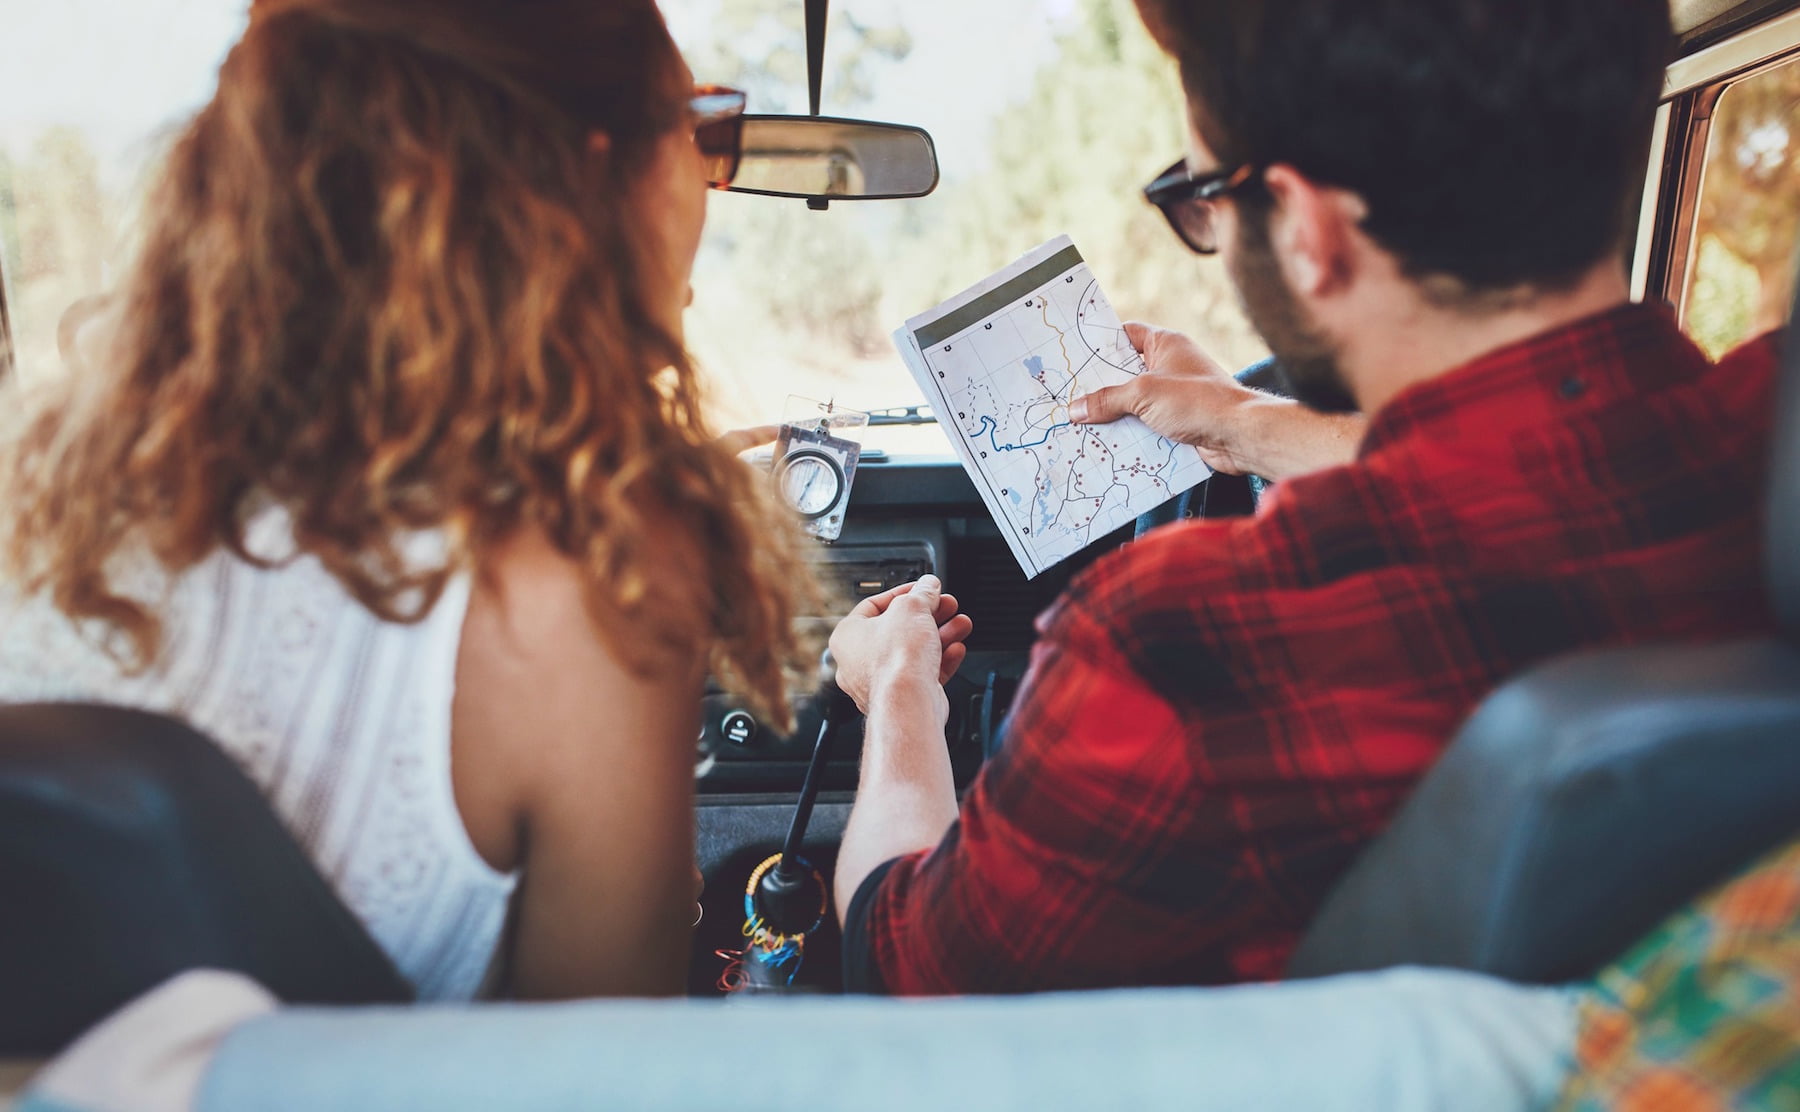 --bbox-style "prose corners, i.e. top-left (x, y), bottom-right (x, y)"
top-left (860, 581), bottom-right (1275, 995)
top-left (857, 315), bottom-right (1788, 998)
